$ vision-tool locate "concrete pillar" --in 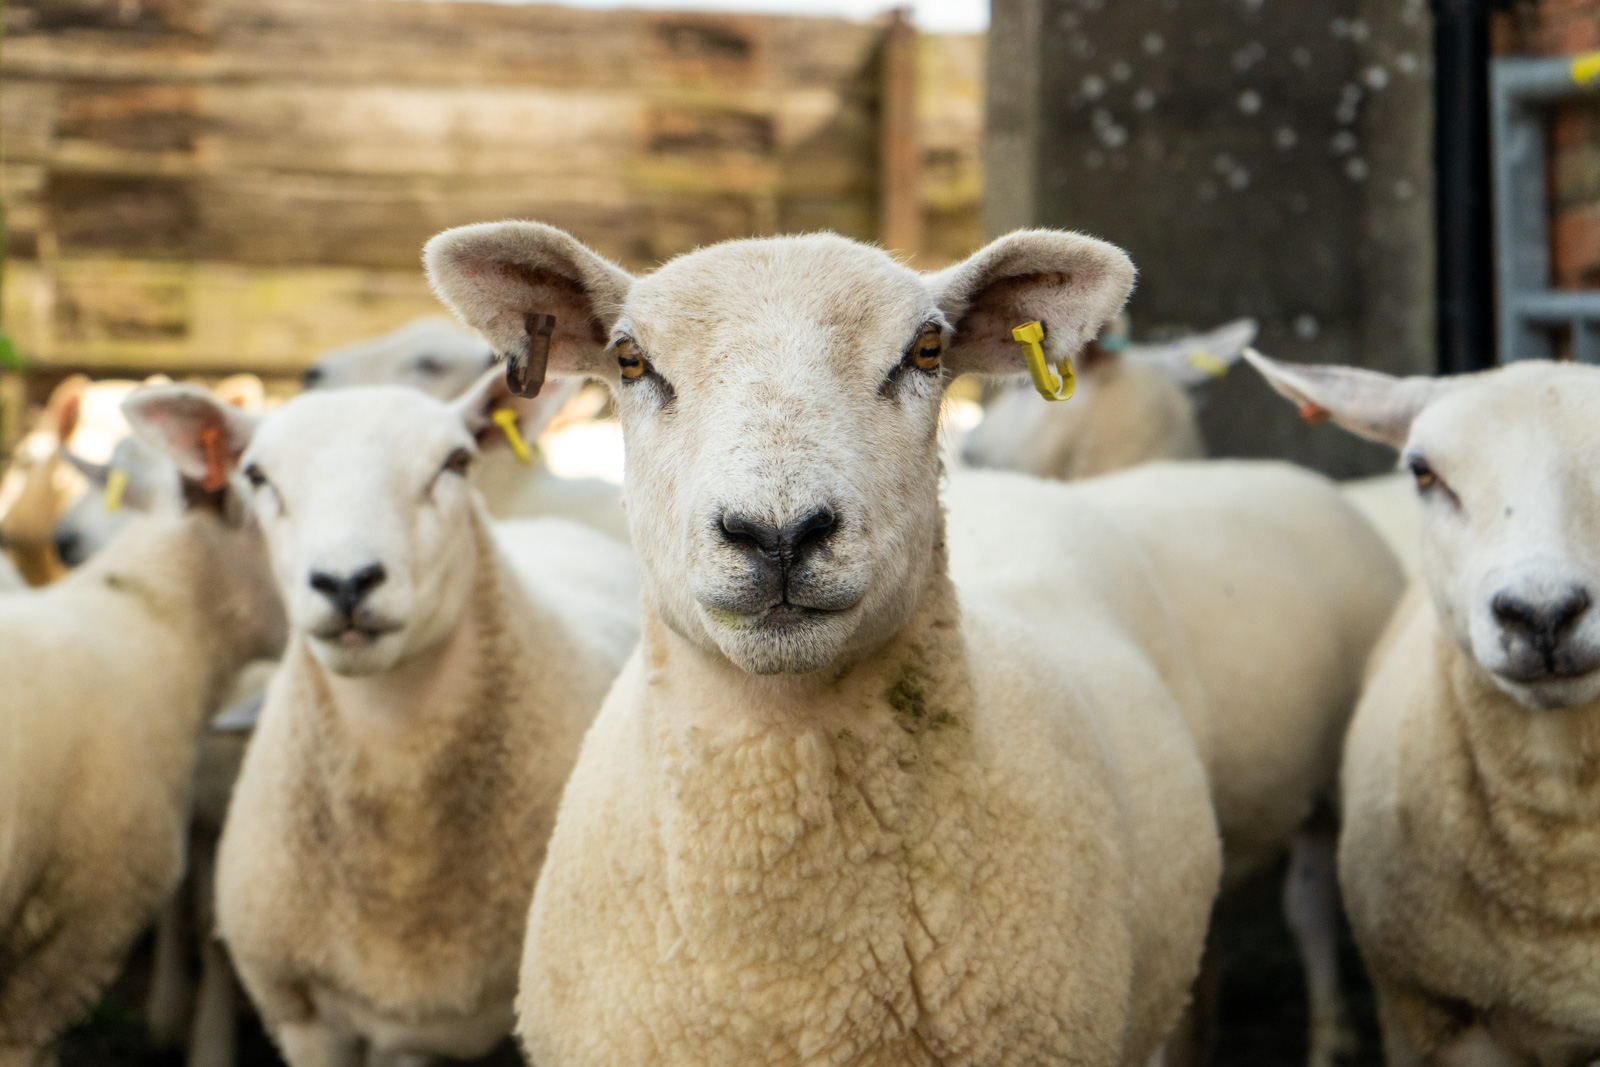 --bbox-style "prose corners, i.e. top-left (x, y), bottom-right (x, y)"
top-left (991, 0), bottom-right (1434, 477)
